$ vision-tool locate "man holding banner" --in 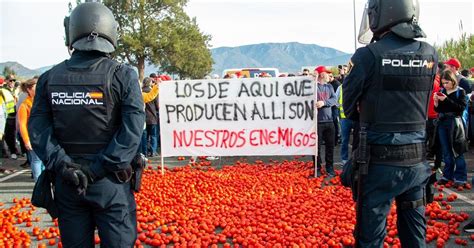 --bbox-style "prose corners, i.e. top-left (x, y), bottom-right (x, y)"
top-left (314, 66), bottom-right (337, 177)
